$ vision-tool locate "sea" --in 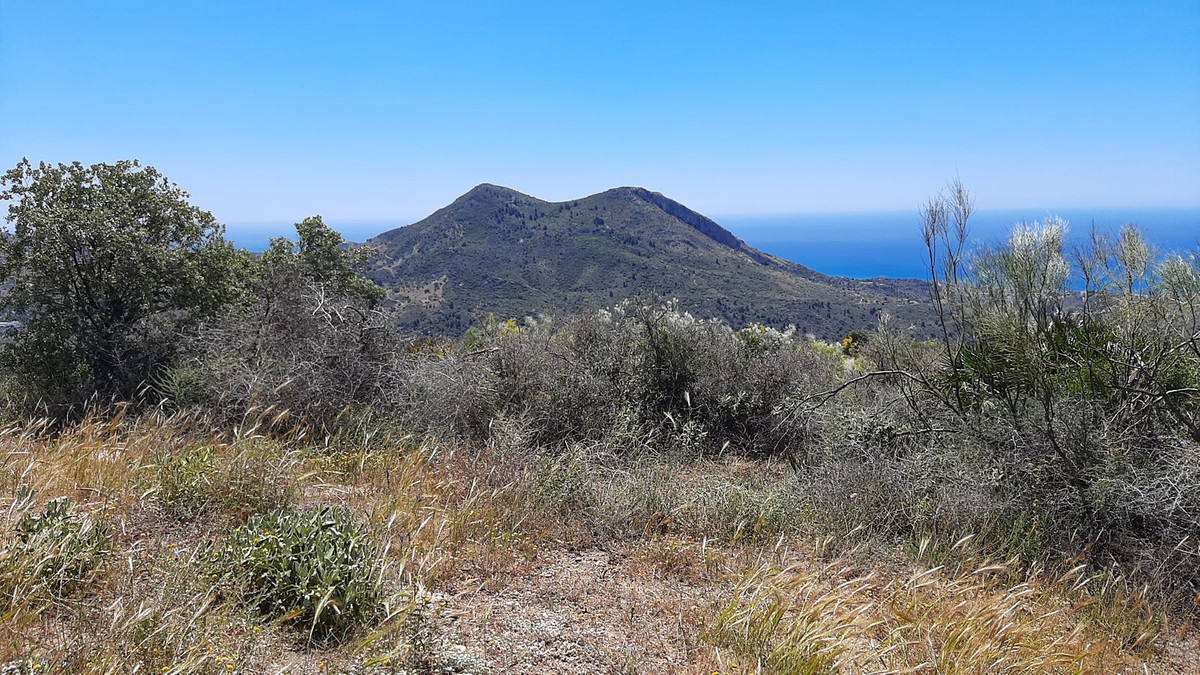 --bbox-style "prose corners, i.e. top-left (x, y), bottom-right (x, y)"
top-left (226, 207), bottom-right (1200, 281)
top-left (721, 208), bottom-right (1200, 280)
